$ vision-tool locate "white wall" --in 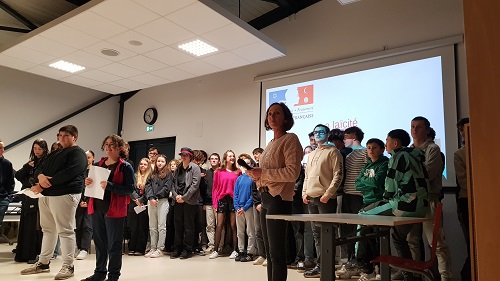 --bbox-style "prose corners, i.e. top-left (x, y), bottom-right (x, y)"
top-left (0, 66), bottom-right (120, 187)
